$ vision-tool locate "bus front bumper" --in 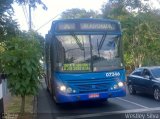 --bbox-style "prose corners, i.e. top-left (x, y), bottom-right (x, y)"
top-left (55, 88), bottom-right (126, 103)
